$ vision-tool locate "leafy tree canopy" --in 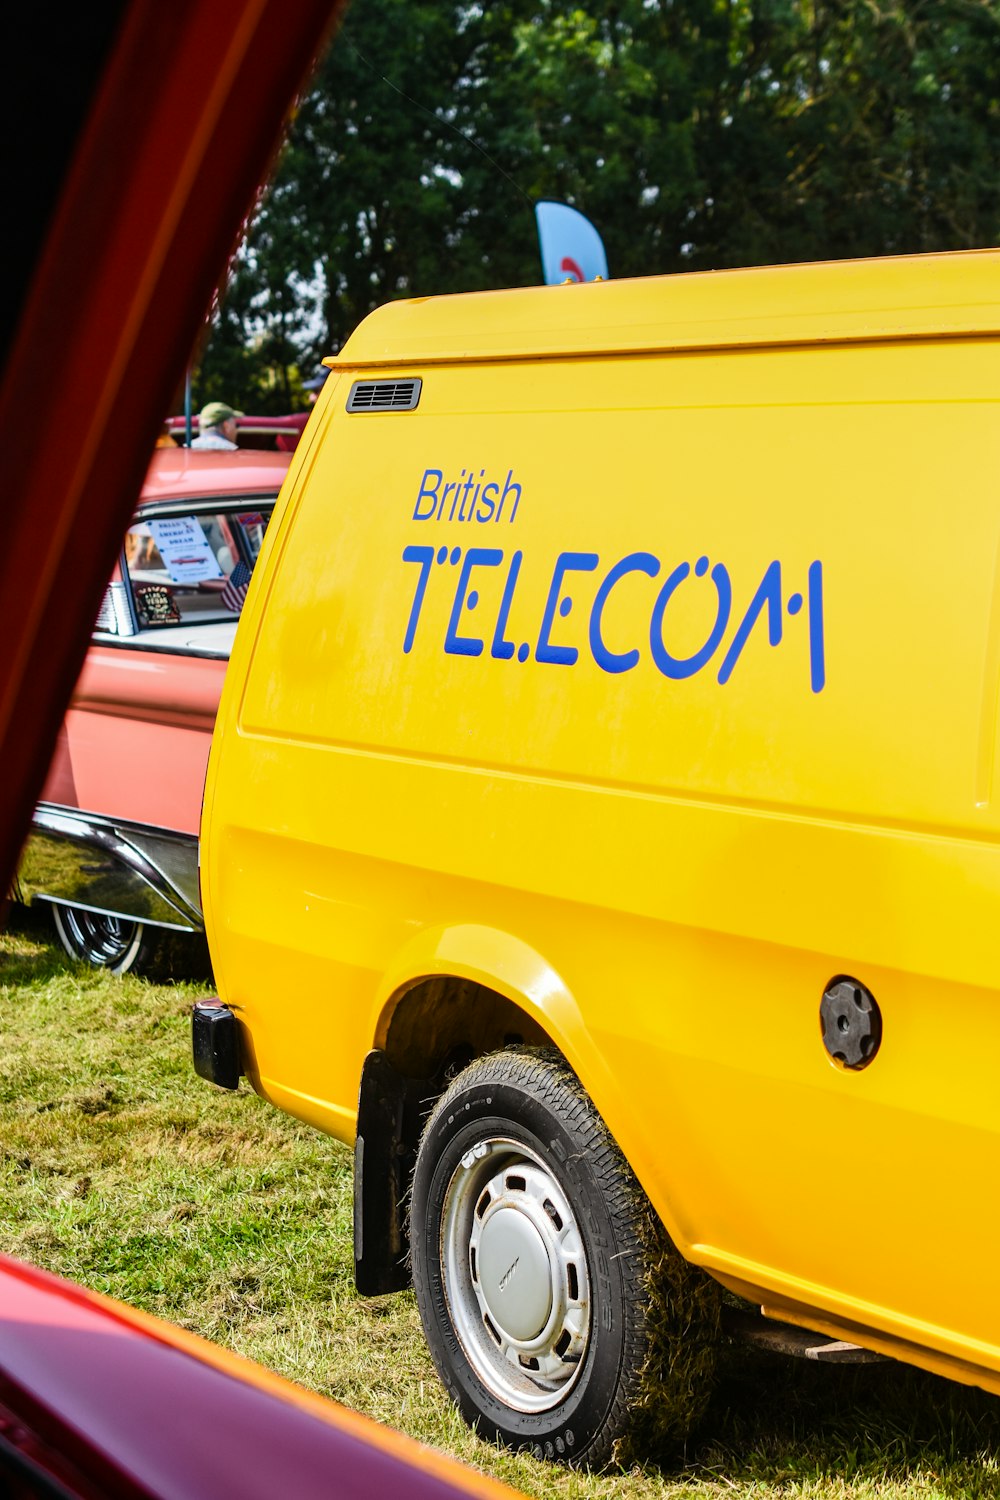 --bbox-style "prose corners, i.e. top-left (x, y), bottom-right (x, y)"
top-left (194, 0), bottom-right (1000, 412)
